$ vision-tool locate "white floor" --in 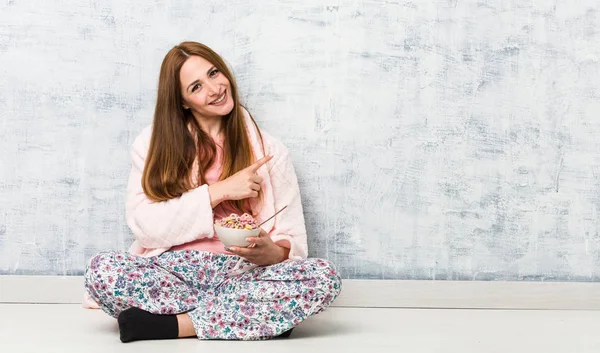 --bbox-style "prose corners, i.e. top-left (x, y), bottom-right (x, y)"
top-left (1, 304), bottom-right (599, 353)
